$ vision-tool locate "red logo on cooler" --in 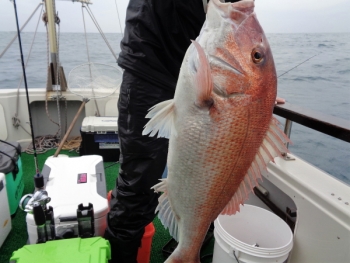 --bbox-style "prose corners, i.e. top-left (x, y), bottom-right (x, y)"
top-left (77, 173), bottom-right (87, 183)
